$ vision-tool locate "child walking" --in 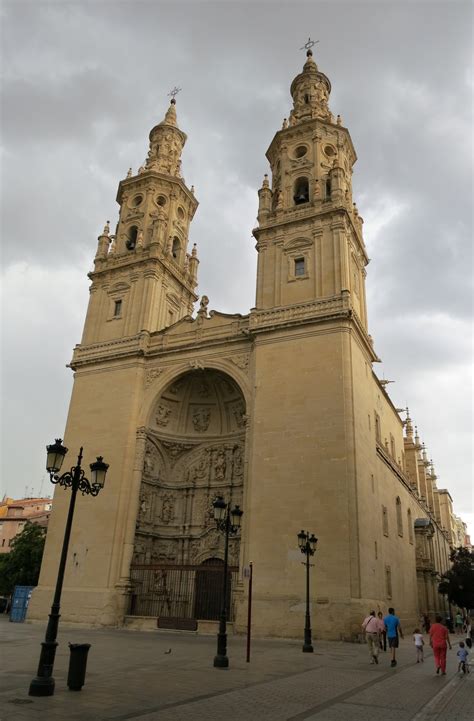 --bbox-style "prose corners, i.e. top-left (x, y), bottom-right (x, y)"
top-left (457, 642), bottom-right (470, 674)
top-left (413, 628), bottom-right (424, 663)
